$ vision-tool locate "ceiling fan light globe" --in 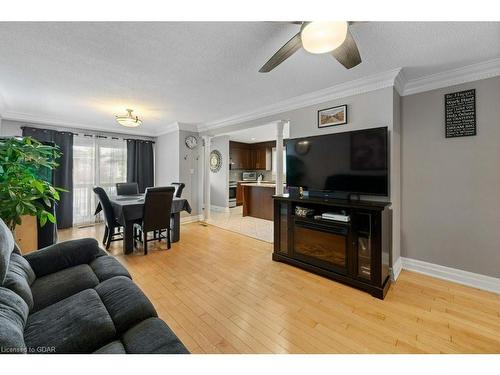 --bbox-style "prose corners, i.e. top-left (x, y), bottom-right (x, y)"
top-left (301, 21), bottom-right (348, 54)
